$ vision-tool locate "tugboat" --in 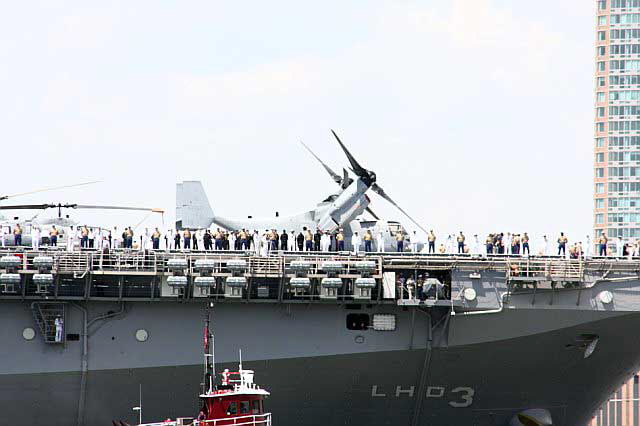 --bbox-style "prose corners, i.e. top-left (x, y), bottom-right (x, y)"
top-left (129, 306), bottom-right (272, 426)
